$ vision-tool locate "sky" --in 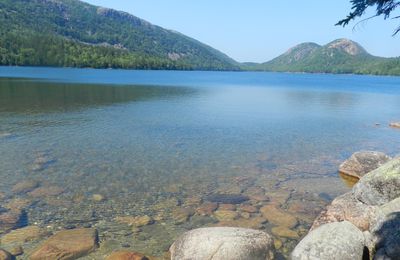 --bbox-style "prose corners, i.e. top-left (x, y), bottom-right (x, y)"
top-left (84, 0), bottom-right (399, 62)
